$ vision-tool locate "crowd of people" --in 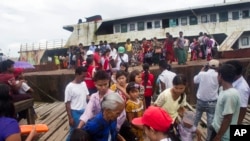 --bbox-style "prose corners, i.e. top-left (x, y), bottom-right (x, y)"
top-left (62, 31), bottom-right (218, 71)
top-left (63, 50), bottom-right (250, 141)
top-left (0, 31), bottom-right (249, 141)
